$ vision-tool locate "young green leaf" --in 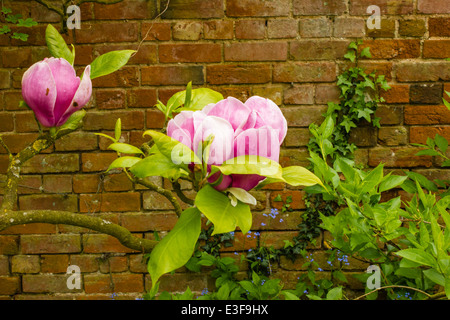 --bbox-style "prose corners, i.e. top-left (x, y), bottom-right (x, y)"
top-left (108, 143), bottom-right (143, 155)
top-left (89, 50), bottom-right (136, 80)
top-left (45, 24), bottom-right (74, 65)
